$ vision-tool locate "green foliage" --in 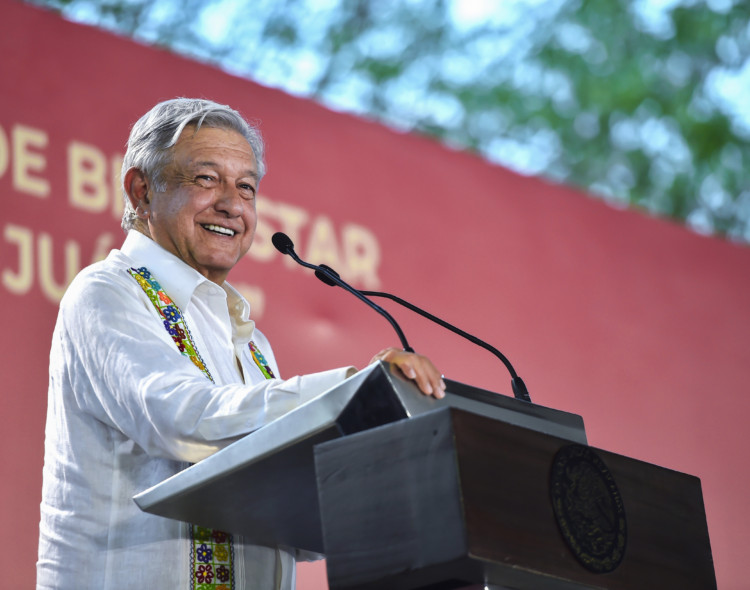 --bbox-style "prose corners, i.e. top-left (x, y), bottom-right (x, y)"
top-left (27, 0), bottom-right (750, 243)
